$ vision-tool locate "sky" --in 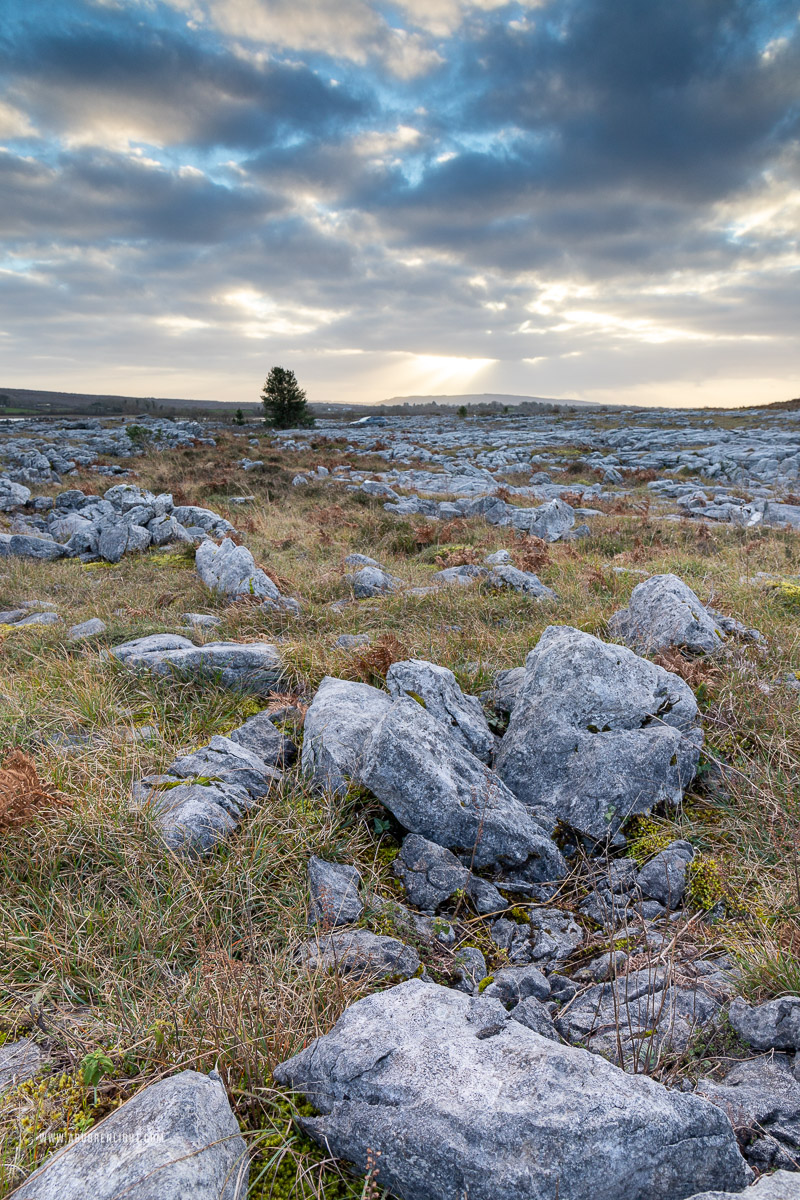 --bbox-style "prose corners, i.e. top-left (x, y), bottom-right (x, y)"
top-left (0, 1), bottom-right (799, 408)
